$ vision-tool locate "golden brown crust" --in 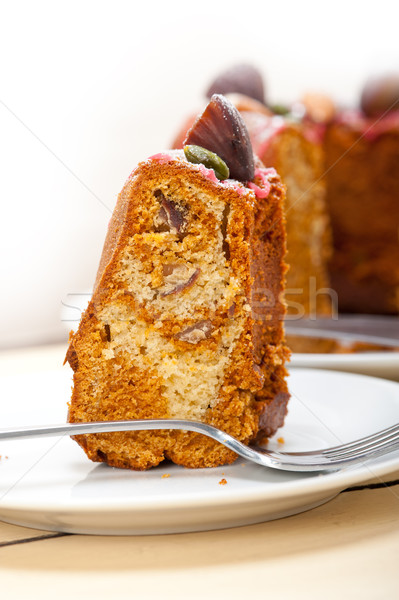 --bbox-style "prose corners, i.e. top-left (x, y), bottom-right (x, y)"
top-left (67, 154), bottom-right (289, 469)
